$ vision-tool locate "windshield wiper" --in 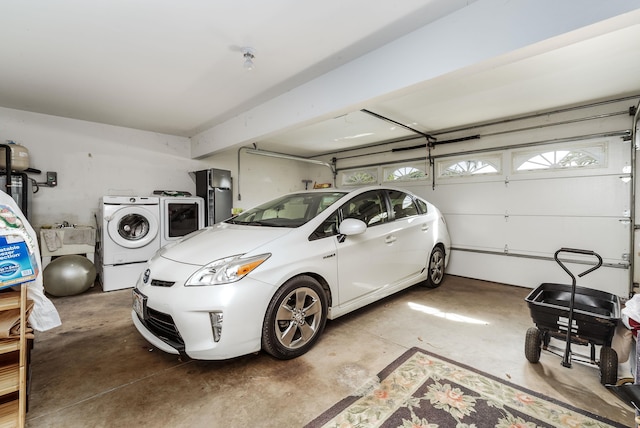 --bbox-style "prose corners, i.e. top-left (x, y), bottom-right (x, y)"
top-left (226, 219), bottom-right (266, 226)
